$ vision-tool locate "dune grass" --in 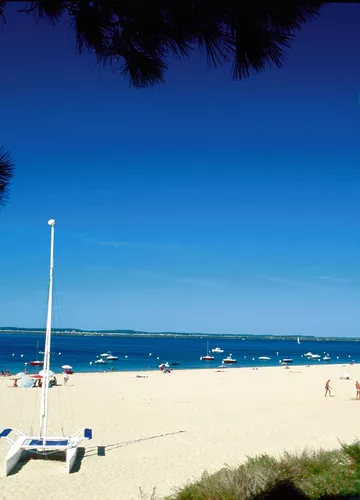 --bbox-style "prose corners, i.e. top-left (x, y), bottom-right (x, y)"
top-left (164, 442), bottom-right (360, 500)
